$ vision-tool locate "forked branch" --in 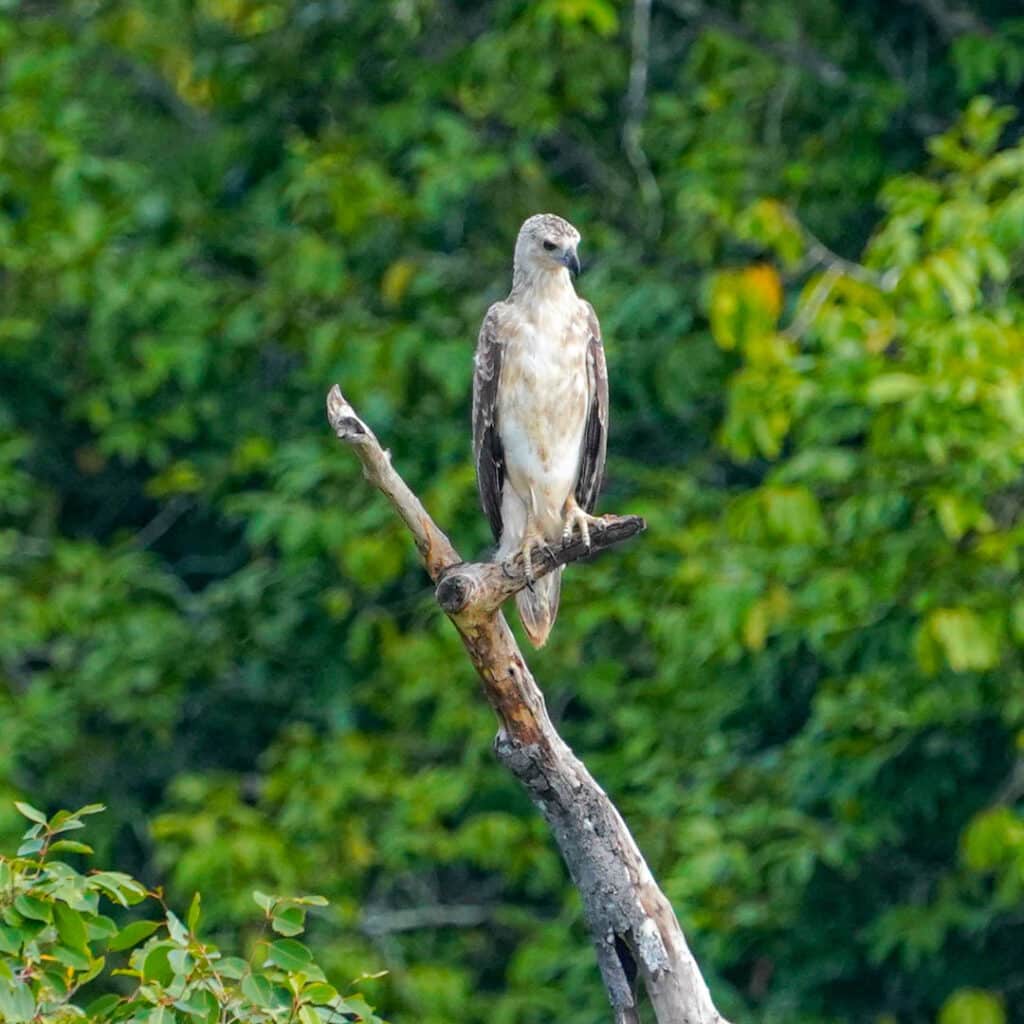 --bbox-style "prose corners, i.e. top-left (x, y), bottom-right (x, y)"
top-left (436, 514), bottom-right (646, 618)
top-left (327, 384), bottom-right (730, 1024)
